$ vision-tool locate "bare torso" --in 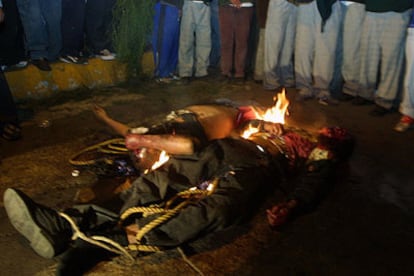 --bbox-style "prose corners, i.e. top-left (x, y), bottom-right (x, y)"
top-left (186, 105), bottom-right (240, 140)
